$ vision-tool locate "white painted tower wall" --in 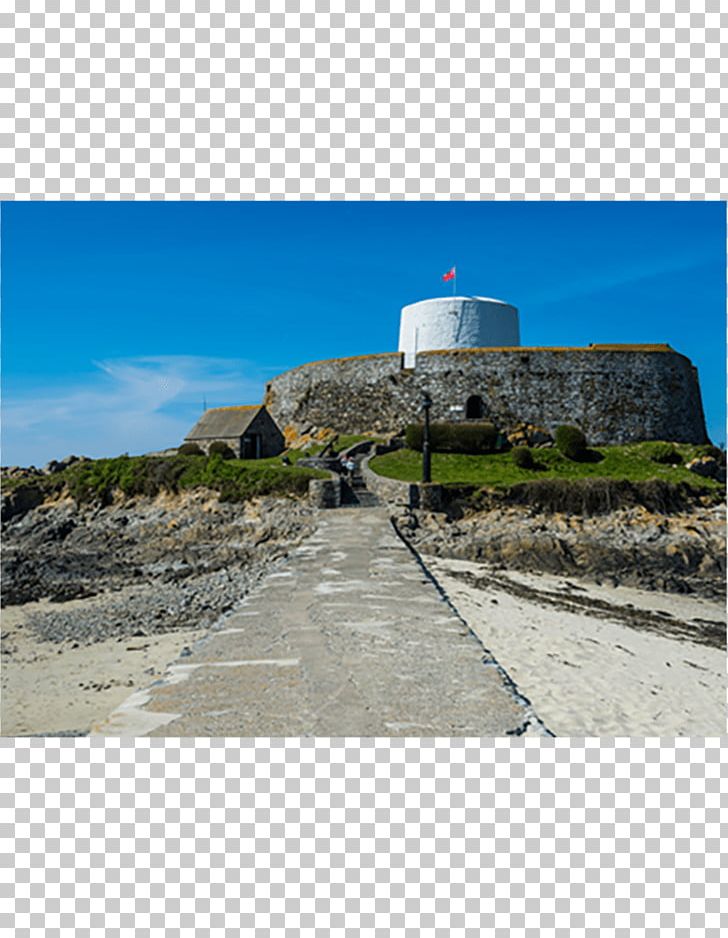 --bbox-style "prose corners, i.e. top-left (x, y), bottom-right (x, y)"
top-left (398, 296), bottom-right (520, 367)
